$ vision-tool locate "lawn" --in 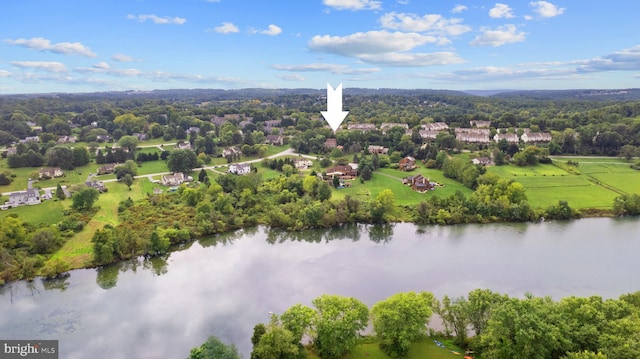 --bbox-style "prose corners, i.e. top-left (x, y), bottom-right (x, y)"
top-left (136, 160), bottom-right (170, 175)
top-left (48, 178), bottom-right (157, 269)
top-left (305, 338), bottom-right (465, 359)
top-left (0, 197), bottom-right (68, 226)
top-left (486, 160), bottom-right (640, 209)
top-left (331, 166), bottom-right (472, 206)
